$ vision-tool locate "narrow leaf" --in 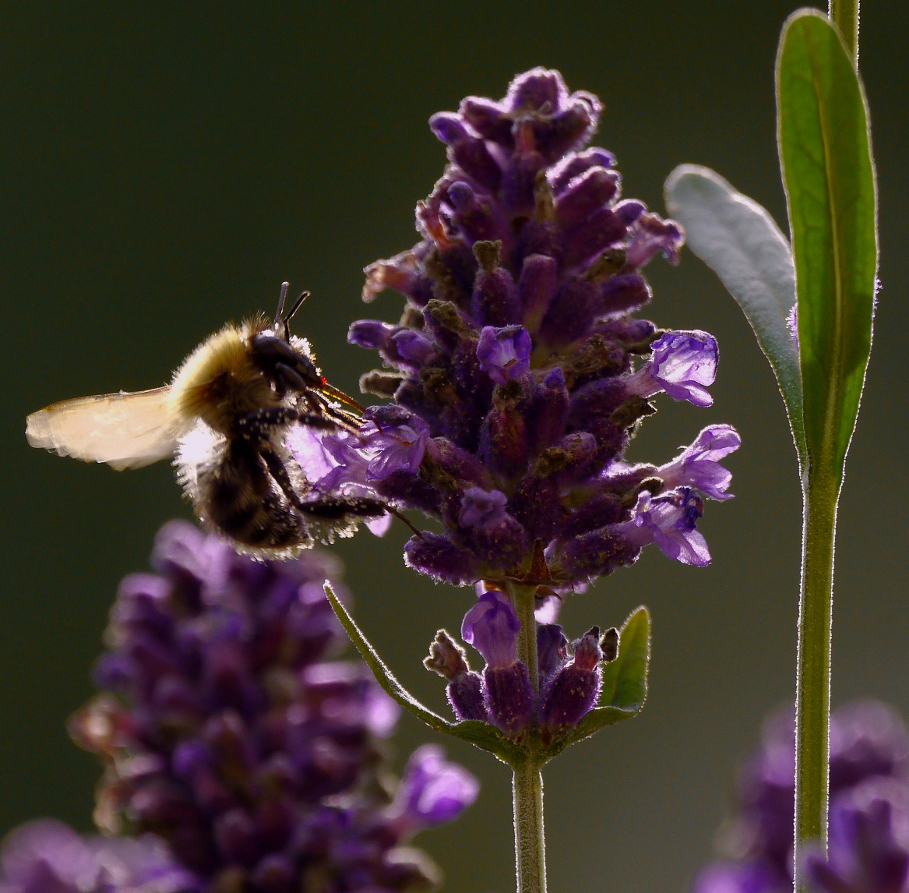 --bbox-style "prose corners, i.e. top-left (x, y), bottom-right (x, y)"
top-left (541, 705), bottom-right (640, 760)
top-left (777, 9), bottom-right (877, 480)
top-left (324, 583), bottom-right (452, 730)
top-left (324, 584), bottom-right (518, 762)
top-left (598, 606), bottom-right (650, 712)
top-left (665, 165), bottom-right (806, 469)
